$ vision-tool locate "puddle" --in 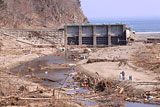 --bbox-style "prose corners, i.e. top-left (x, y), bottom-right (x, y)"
top-left (73, 99), bottom-right (100, 106)
top-left (36, 55), bottom-right (72, 65)
top-left (34, 69), bottom-right (74, 88)
top-left (126, 102), bottom-right (160, 107)
top-left (11, 54), bottom-right (90, 94)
